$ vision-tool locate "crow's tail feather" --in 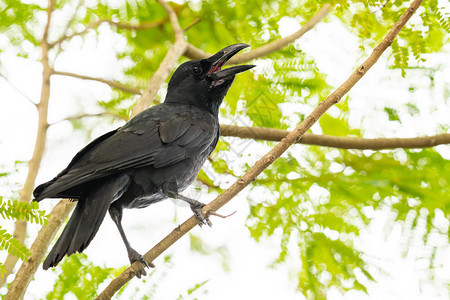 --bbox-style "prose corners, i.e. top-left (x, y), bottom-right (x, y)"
top-left (43, 175), bottom-right (130, 269)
